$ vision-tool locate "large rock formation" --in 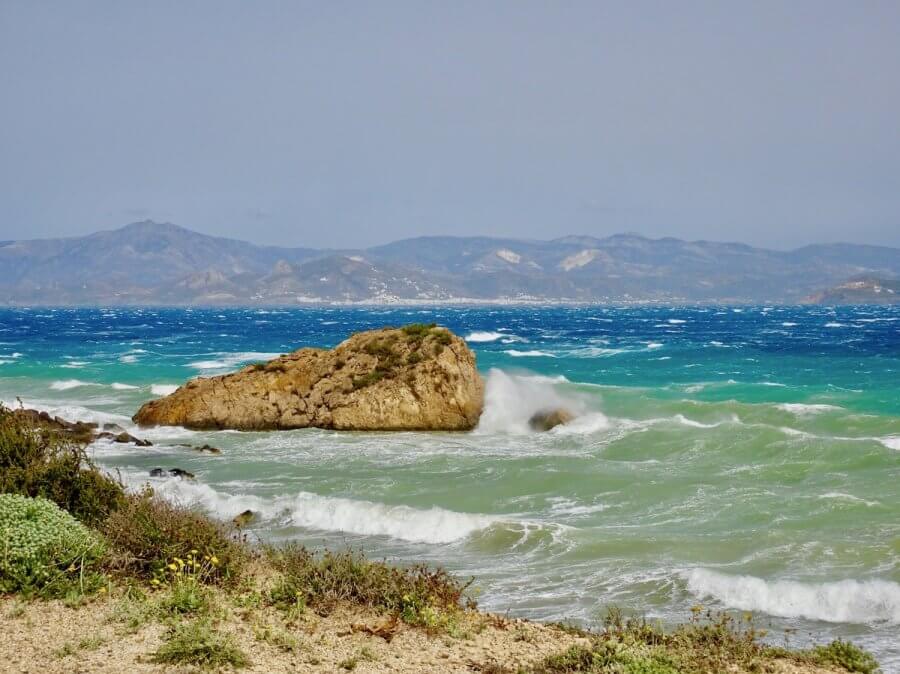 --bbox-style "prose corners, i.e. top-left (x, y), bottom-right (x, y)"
top-left (133, 325), bottom-right (484, 431)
